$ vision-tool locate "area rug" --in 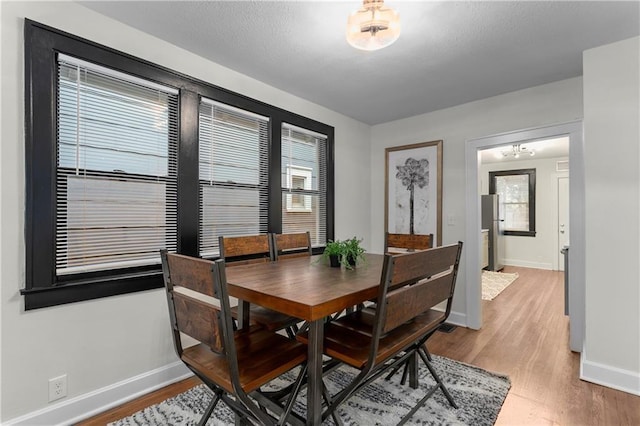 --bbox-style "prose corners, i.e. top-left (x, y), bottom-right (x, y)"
top-left (482, 271), bottom-right (519, 301)
top-left (110, 355), bottom-right (510, 426)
